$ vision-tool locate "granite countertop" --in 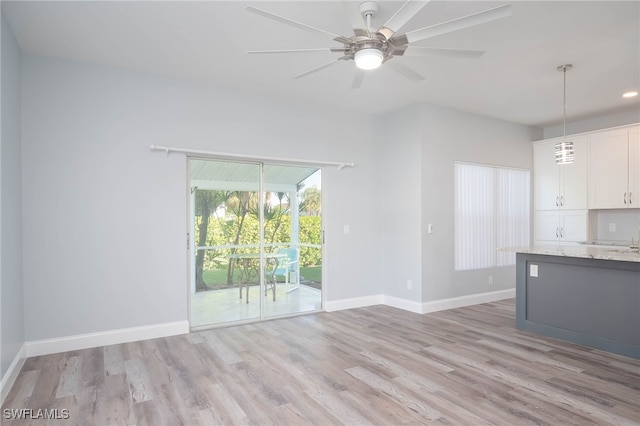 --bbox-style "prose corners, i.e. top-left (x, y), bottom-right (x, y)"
top-left (502, 245), bottom-right (640, 263)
